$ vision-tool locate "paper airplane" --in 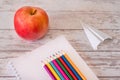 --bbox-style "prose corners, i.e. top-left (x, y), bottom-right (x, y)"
top-left (81, 22), bottom-right (112, 50)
